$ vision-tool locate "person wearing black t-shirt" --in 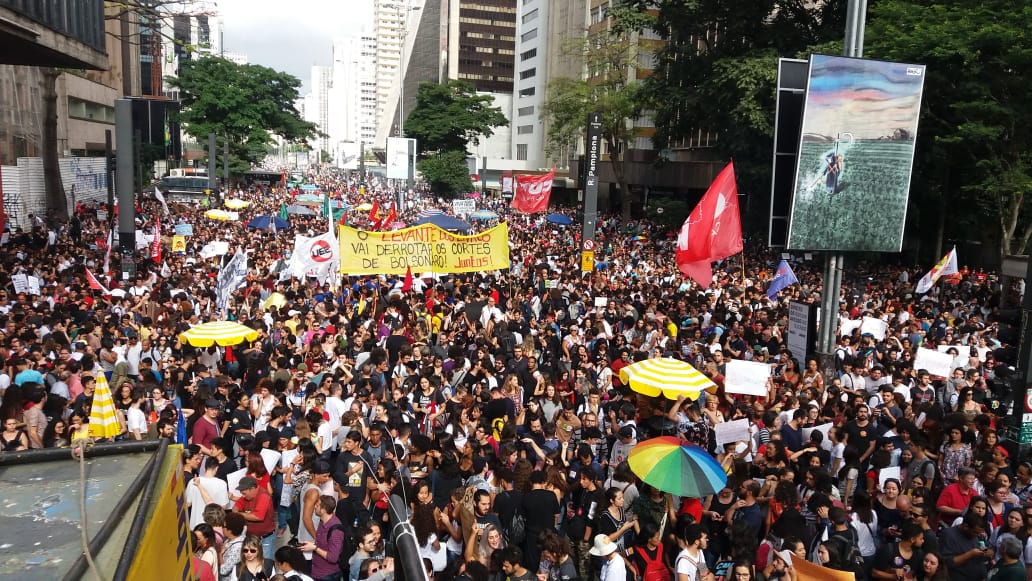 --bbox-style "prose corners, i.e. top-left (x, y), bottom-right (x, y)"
top-left (334, 431), bottom-right (372, 502)
top-left (521, 470), bottom-right (560, 568)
